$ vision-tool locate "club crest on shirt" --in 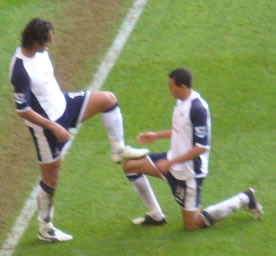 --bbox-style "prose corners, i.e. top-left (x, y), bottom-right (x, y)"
top-left (194, 126), bottom-right (207, 138)
top-left (14, 93), bottom-right (26, 104)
